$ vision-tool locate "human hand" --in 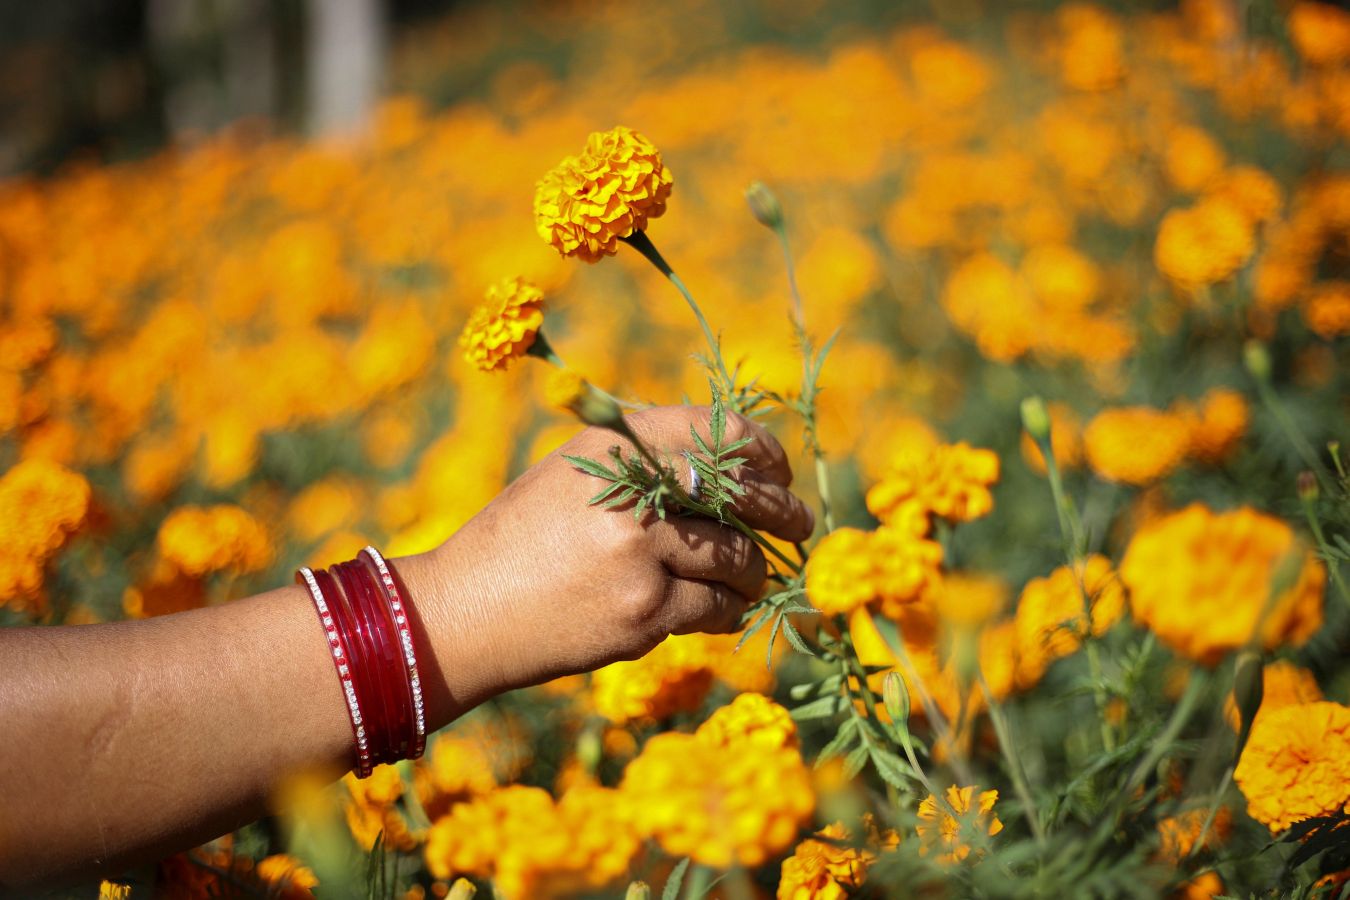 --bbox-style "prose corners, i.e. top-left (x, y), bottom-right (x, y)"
top-left (401, 406), bottom-right (814, 710)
